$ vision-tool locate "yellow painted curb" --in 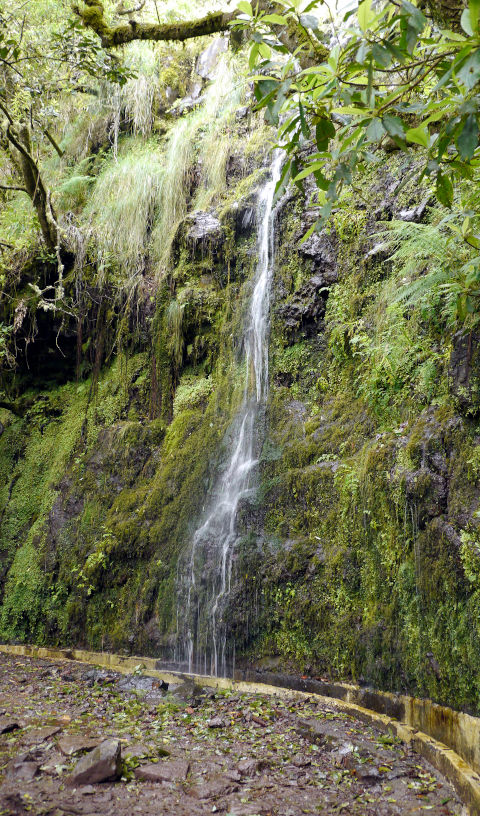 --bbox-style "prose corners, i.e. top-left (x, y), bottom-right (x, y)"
top-left (1, 643), bottom-right (479, 814)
